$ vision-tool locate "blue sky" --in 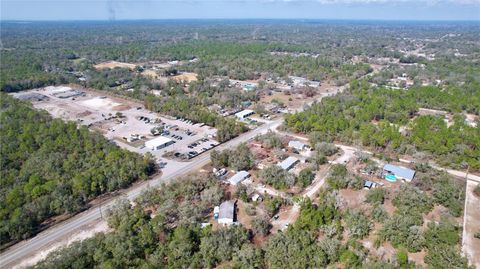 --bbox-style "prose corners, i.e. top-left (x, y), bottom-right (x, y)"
top-left (1, 0), bottom-right (479, 21)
